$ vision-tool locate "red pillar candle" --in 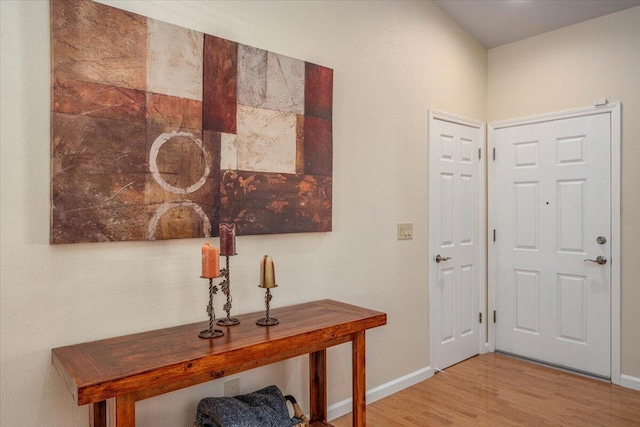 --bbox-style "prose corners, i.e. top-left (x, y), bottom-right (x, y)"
top-left (219, 223), bottom-right (237, 256)
top-left (201, 243), bottom-right (220, 278)
top-left (259, 255), bottom-right (276, 288)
